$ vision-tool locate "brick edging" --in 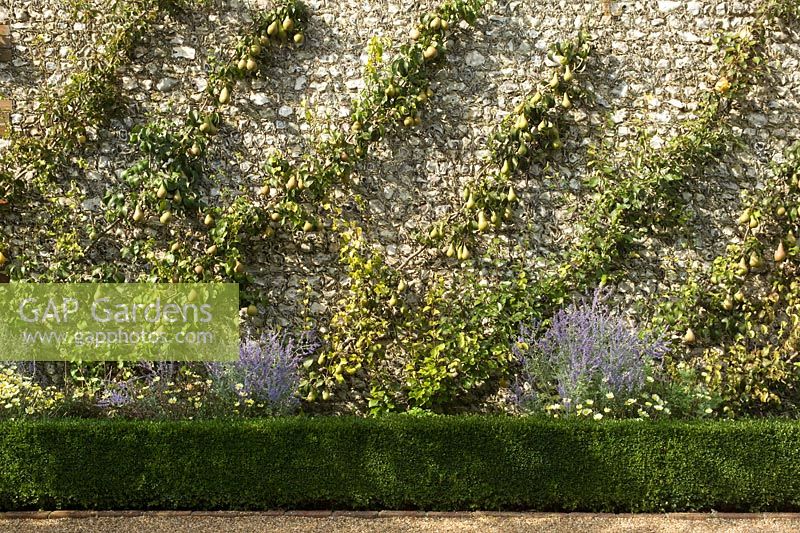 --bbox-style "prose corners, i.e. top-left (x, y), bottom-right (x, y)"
top-left (1, 511), bottom-right (800, 520)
